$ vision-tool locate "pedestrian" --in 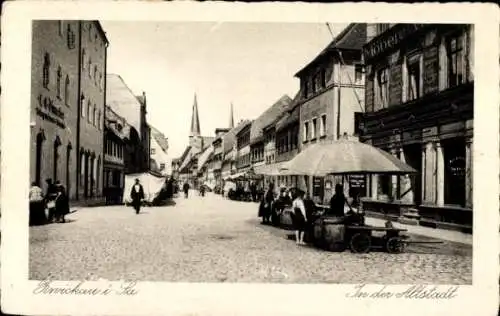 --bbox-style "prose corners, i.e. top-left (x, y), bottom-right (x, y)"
top-left (130, 178), bottom-right (145, 214)
top-left (261, 182), bottom-right (274, 224)
top-left (44, 178), bottom-right (58, 223)
top-left (303, 192), bottom-right (317, 243)
top-left (199, 184), bottom-right (205, 197)
top-left (29, 181), bottom-right (45, 225)
top-left (183, 182), bottom-right (190, 198)
top-left (328, 184), bottom-right (348, 218)
top-left (291, 189), bottom-right (307, 245)
top-left (54, 181), bottom-right (69, 223)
